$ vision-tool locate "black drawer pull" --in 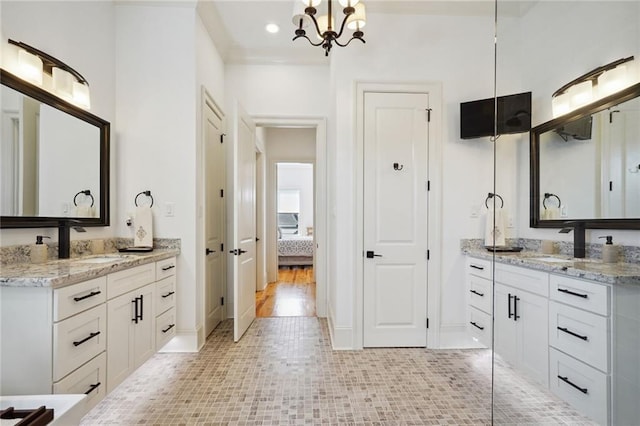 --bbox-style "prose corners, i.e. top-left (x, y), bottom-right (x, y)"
top-left (73, 331), bottom-right (101, 347)
top-left (84, 382), bottom-right (101, 395)
top-left (470, 321), bottom-right (484, 330)
top-left (557, 288), bottom-right (588, 299)
top-left (508, 293), bottom-right (513, 319)
top-left (557, 326), bottom-right (588, 341)
top-left (161, 291), bottom-right (175, 298)
top-left (470, 289), bottom-right (485, 297)
top-left (162, 265), bottom-right (176, 271)
top-left (73, 290), bottom-right (102, 302)
top-left (470, 265), bottom-right (484, 270)
top-left (162, 323), bottom-right (176, 333)
top-left (558, 375), bottom-right (588, 394)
